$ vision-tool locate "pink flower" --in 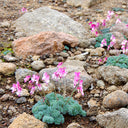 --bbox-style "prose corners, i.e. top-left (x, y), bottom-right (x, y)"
top-left (116, 18), bottom-right (121, 24)
top-left (11, 83), bottom-right (17, 93)
top-left (77, 80), bottom-right (84, 96)
top-left (89, 22), bottom-right (92, 25)
top-left (20, 7), bottom-right (27, 13)
top-left (101, 38), bottom-right (107, 47)
top-left (30, 86), bottom-right (35, 95)
top-left (126, 24), bottom-right (128, 28)
top-left (52, 67), bottom-right (67, 81)
top-left (24, 75), bottom-right (31, 83)
top-left (42, 72), bottom-right (50, 84)
top-left (102, 19), bottom-right (106, 26)
top-left (57, 62), bottom-right (63, 68)
top-left (108, 11), bottom-right (114, 16)
top-left (11, 81), bottom-right (22, 96)
top-left (95, 31), bottom-right (98, 37)
top-left (111, 35), bottom-right (116, 42)
top-left (98, 59), bottom-right (102, 63)
top-left (73, 72), bottom-right (80, 87)
top-left (121, 40), bottom-right (128, 54)
top-left (52, 72), bottom-right (60, 81)
top-left (103, 57), bottom-right (108, 63)
top-left (106, 11), bottom-right (114, 21)
top-left (31, 74), bottom-right (40, 85)
top-left (96, 22), bottom-right (100, 28)
top-left (37, 84), bottom-right (42, 90)
top-left (107, 45), bottom-right (110, 51)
